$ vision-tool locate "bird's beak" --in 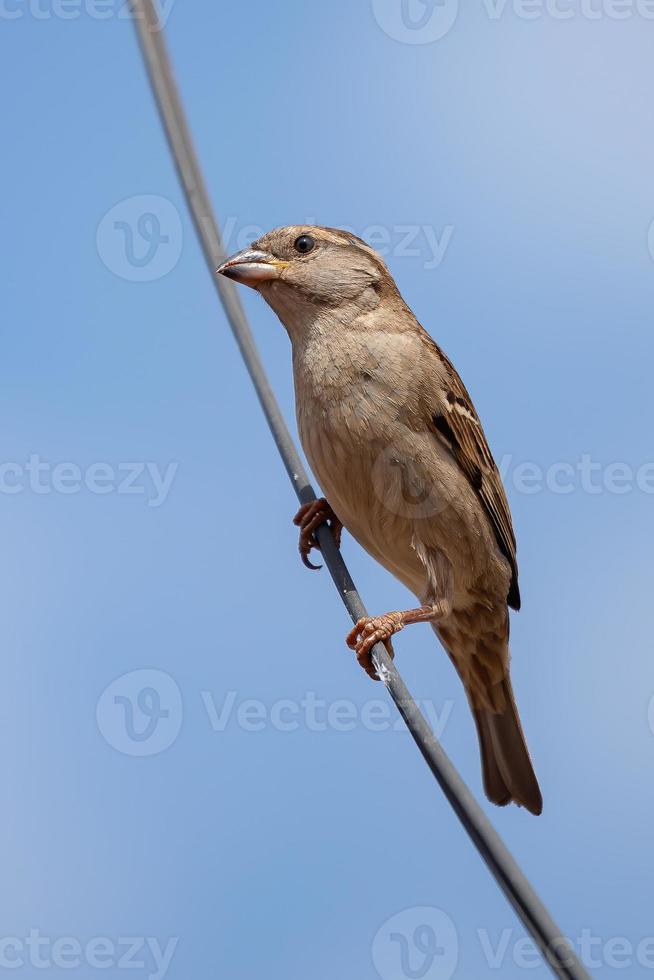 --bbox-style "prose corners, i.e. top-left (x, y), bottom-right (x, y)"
top-left (216, 248), bottom-right (289, 288)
